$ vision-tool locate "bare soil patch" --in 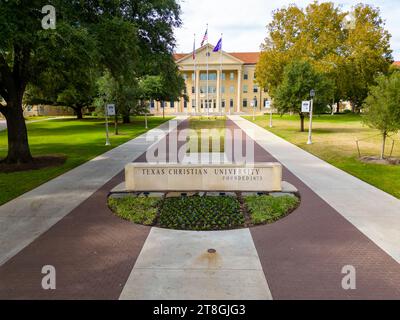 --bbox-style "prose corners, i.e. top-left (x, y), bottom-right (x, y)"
top-left (360, 156), bottom-right (400, 166)
top-left (0, 155), bottom-right (67, 173)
